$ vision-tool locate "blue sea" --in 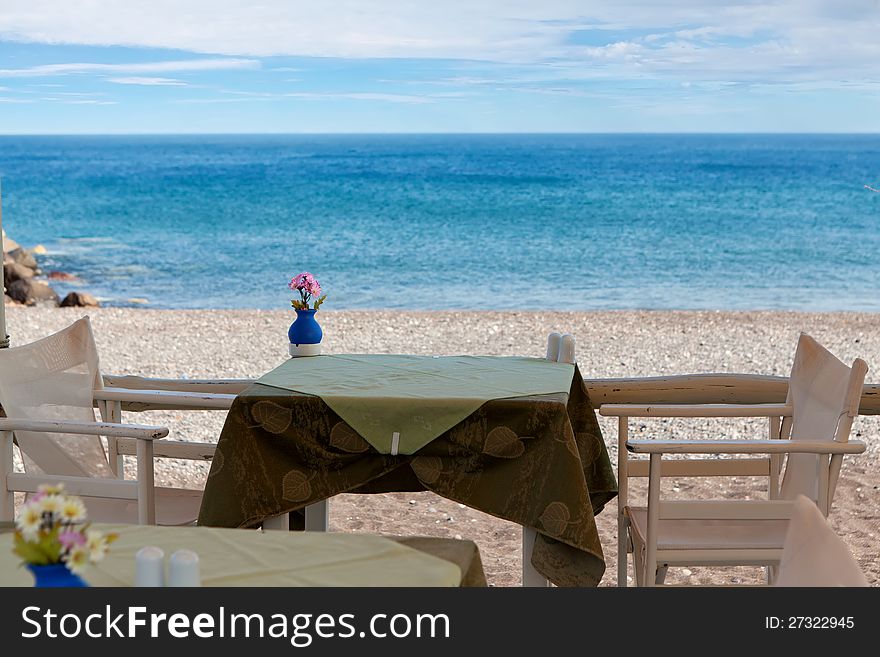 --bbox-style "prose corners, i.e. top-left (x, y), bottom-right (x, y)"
top-left (0, 134), bottom-right (878, 311)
